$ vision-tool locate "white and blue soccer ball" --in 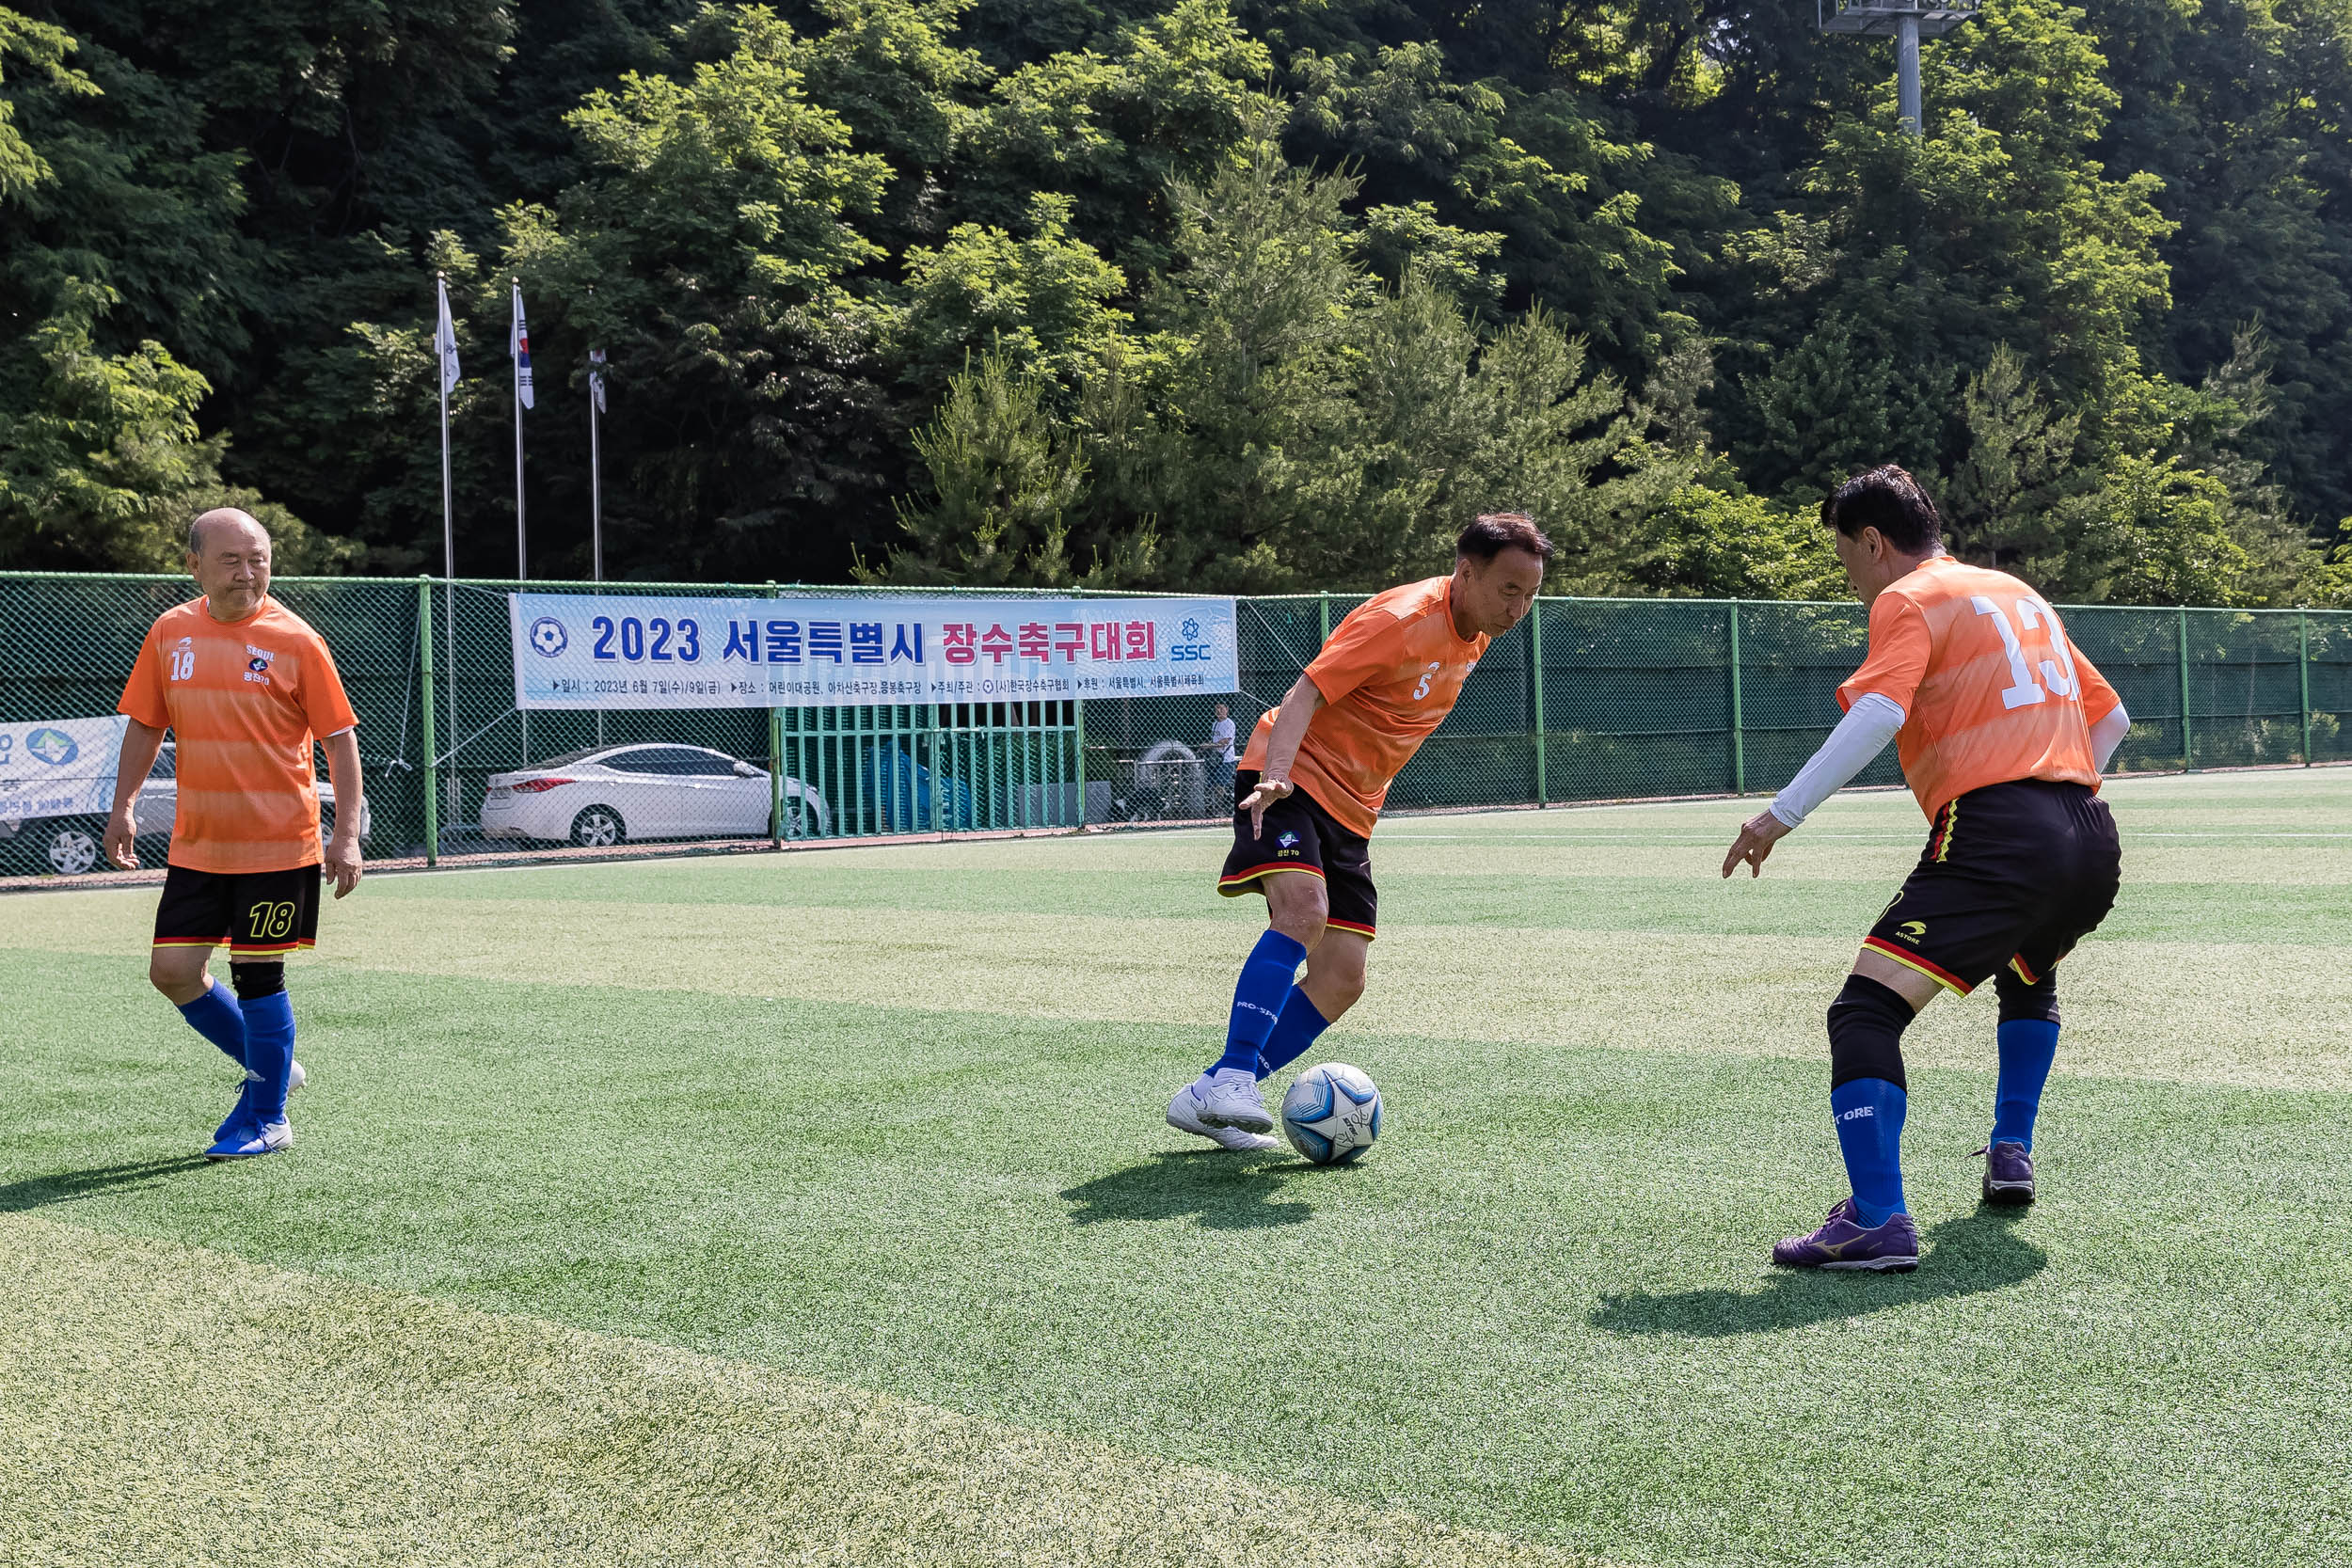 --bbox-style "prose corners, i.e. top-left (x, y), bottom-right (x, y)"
top-left (1279, 1062), bottom-right (1382, 1164)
